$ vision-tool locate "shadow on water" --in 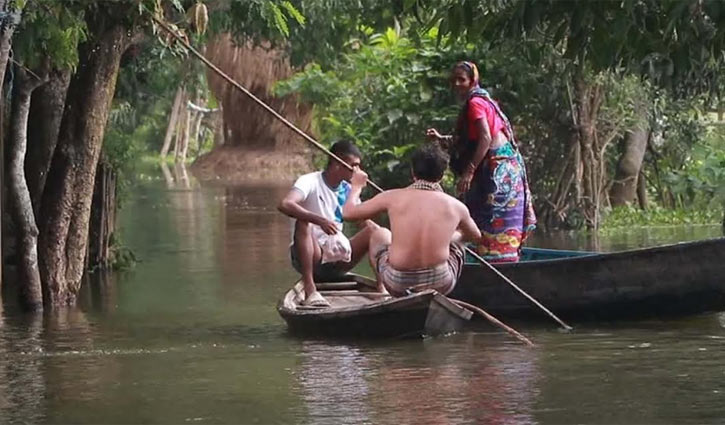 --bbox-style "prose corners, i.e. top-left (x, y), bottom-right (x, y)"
top-left (1, 164), bottom-right (724, 424)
